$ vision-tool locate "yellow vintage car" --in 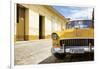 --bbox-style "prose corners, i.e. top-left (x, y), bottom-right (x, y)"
top-left (51, 20), bottom-right (94, 59)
